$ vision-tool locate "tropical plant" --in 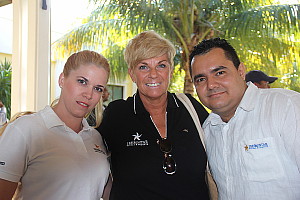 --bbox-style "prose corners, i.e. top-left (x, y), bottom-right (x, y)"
top-left (0, 58), bottom-right (12, 119)
top-left (53, 0), bottom-right (300, 93)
